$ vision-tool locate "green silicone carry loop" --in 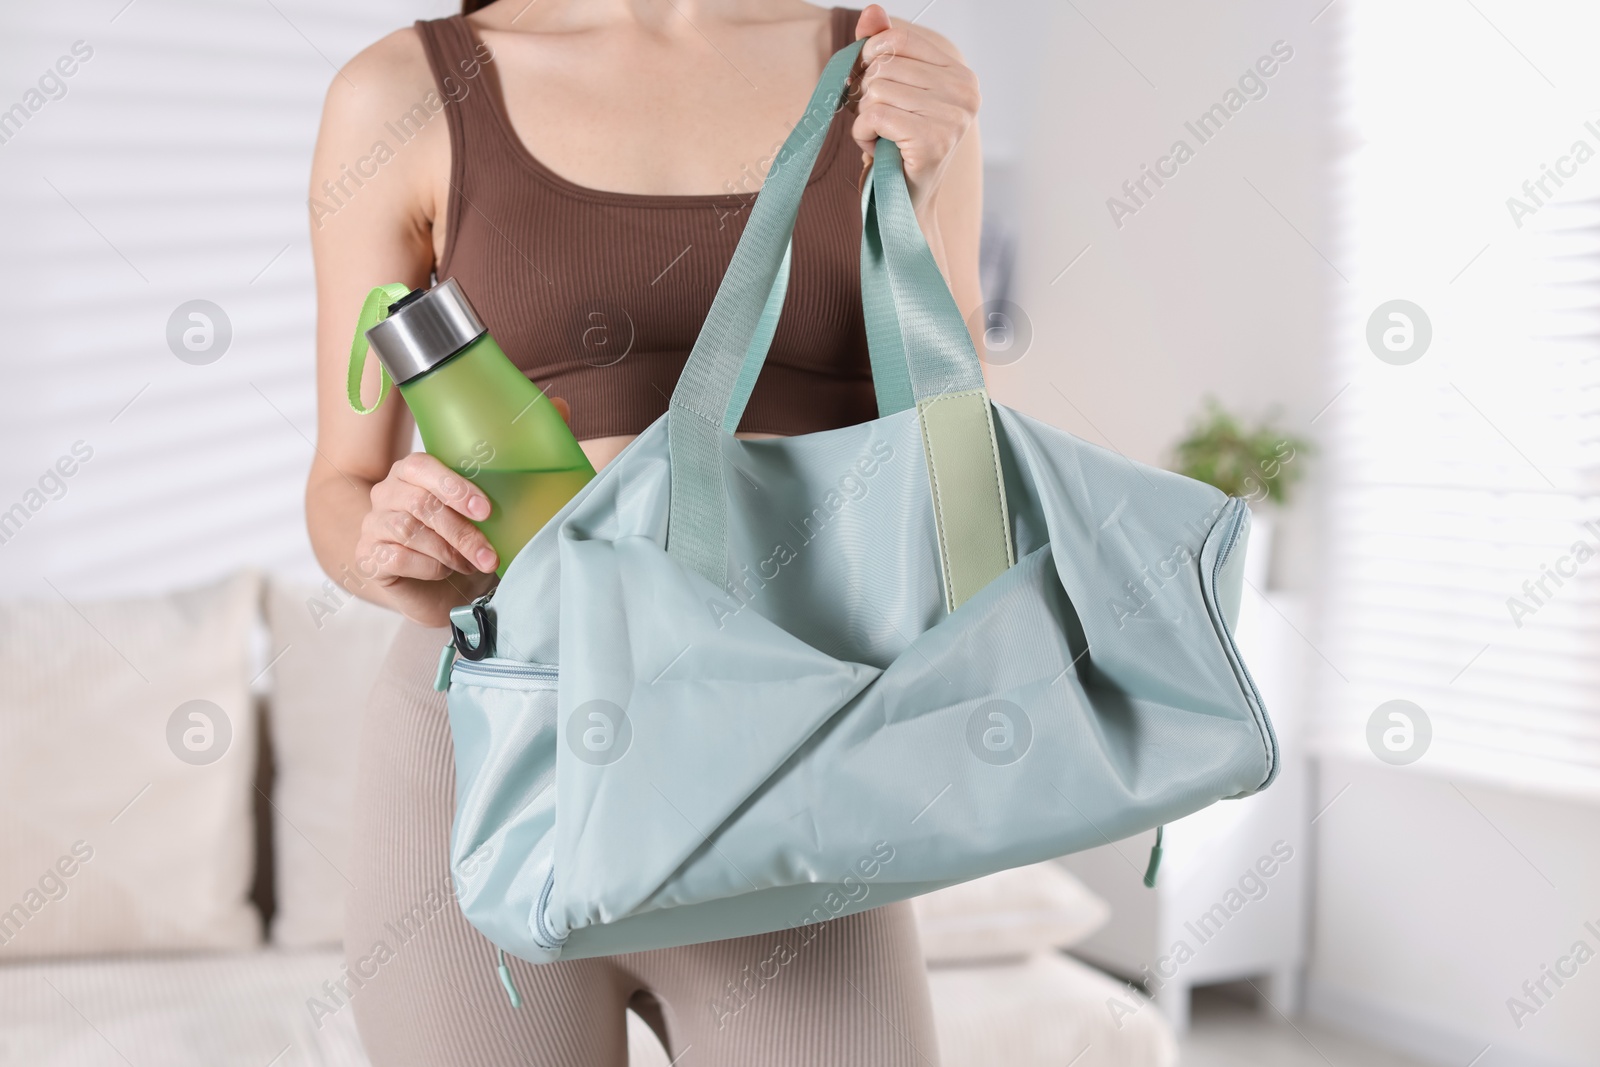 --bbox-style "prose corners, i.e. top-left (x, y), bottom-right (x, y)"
top-left (347, 282), bottom-right (413, 414)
